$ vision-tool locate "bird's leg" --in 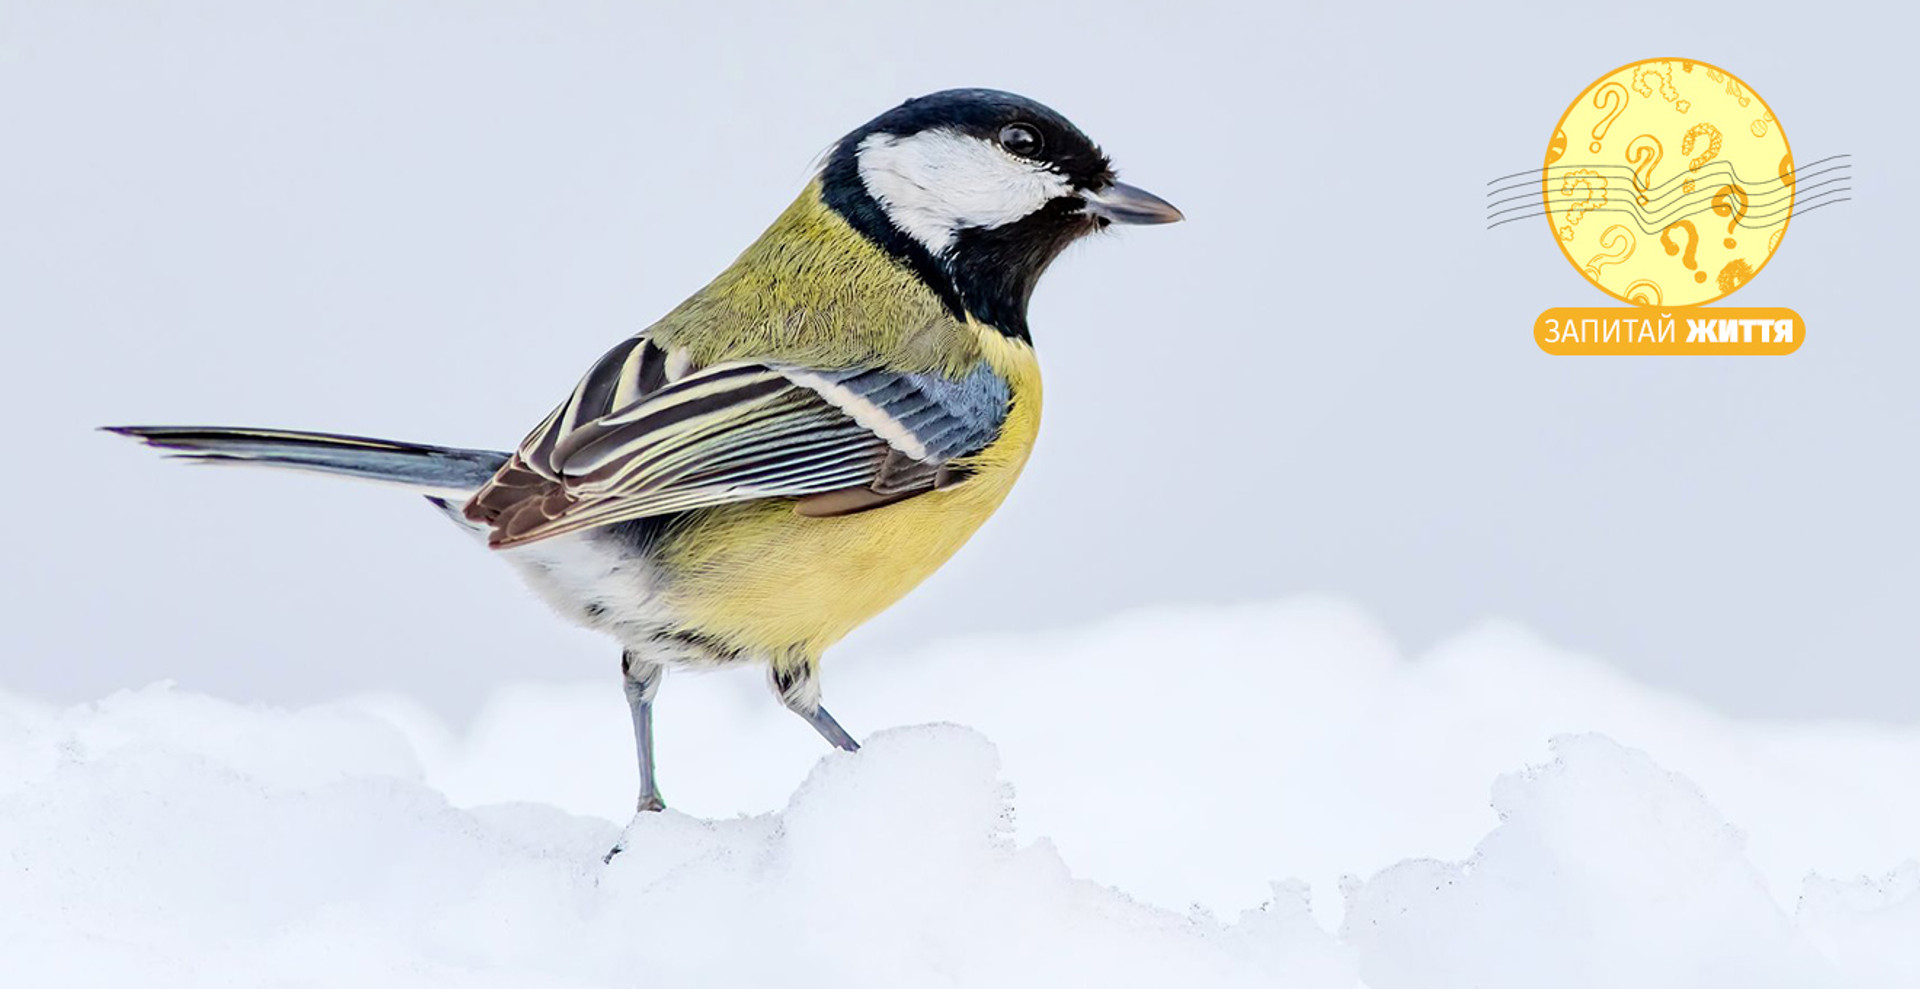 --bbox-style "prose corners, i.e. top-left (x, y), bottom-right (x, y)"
top-left (606, 652), bottom-right (666, 864)
top-left (770, 661), bottom-right (860, 752)
top-left (624, 651), bottom-right (667, 812)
